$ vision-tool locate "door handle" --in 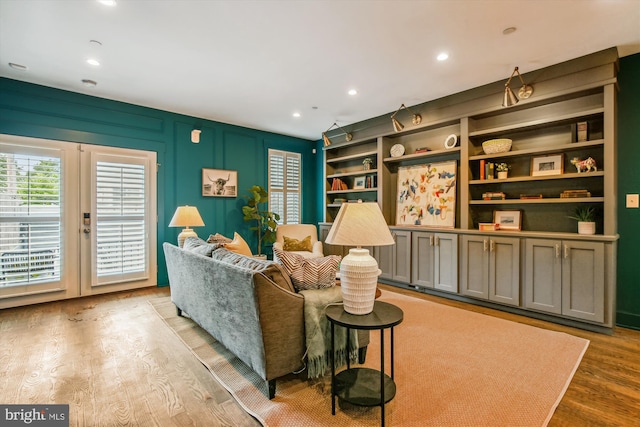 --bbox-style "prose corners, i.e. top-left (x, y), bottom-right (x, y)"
top-left (434, 236), bottom-right (440, 246)
top-left (483, 239), bottom-right (488, 252)
top-left (429, 235), bottom-right (434, 246)
top-left (490, 239), bottom-right (495, 252)
top-left (555, 244), bottom-right (560, 258)
top-left (83, 227), bottom-right (90, 234)
top-left (564, 244), bottom-right (569, 259)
